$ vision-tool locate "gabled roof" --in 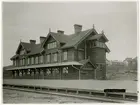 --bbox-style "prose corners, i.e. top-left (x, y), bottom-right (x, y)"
top-left (79, 59), bottom-right (95, 68)
top-left (87, 34), bottom-right (109, 42)
top-left (26, 44), bottom-right (44, 56)
top-left (16, 42), bottom-right (36, 54)
top-left (42, 32), bottom-right (75, 47)
top-left (61, 29), bottom-right (94, 49)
